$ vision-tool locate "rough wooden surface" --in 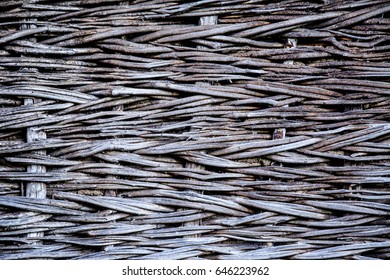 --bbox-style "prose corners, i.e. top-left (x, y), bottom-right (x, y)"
top-left (0, 0), bottom-right (389, 260)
